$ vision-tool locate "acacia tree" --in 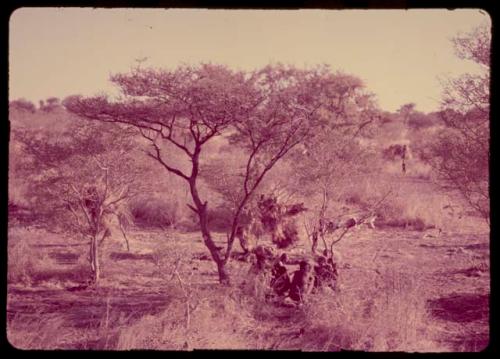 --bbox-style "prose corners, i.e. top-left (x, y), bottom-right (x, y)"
top-left (17, 122), bottom-right (142, 285)
top-left (427, 24), bottom-right (490, 221)
top-left (65, 64), bottom-right (261, 284)
top-left (64, 63), bottom-right (376, 284)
